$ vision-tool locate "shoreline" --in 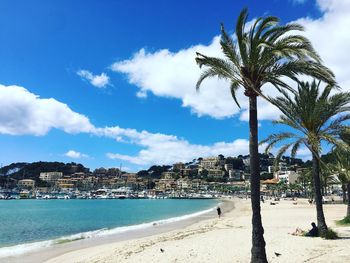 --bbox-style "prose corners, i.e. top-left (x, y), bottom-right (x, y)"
top-left (2, 199), bottom-right (231, 263)
top-left (45, 198), bottom-right (350, 263)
